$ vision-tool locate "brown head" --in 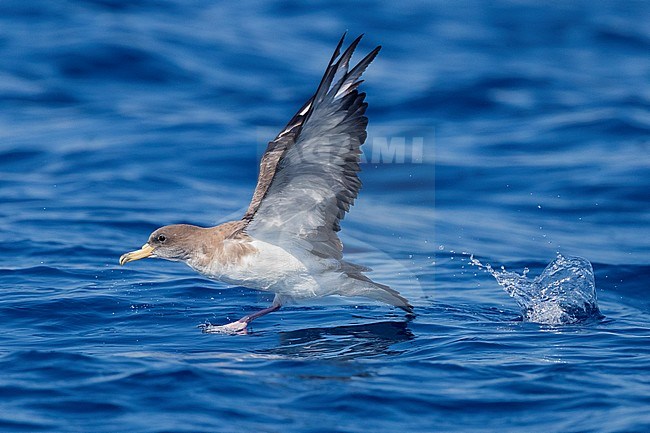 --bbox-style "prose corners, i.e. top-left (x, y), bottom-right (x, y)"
top-left (119, 224), bottom-right (204, 265)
